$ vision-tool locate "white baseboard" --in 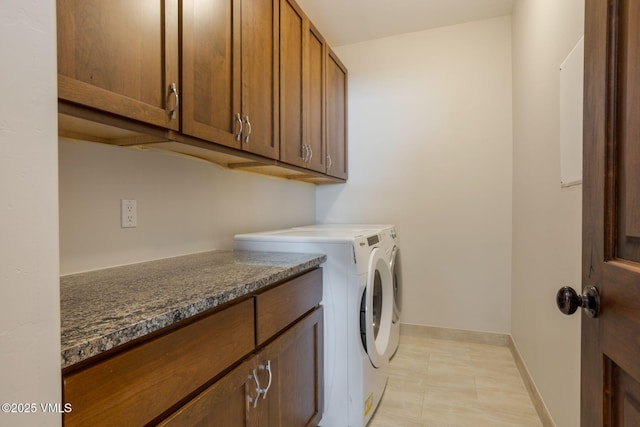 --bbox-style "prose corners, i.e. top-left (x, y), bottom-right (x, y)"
top-left (400, 323), bottom-right (556, 427)
top-left (400, 323), bottom-right (510, 346)
top-left (507, 336), bottom-right (556, 427)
